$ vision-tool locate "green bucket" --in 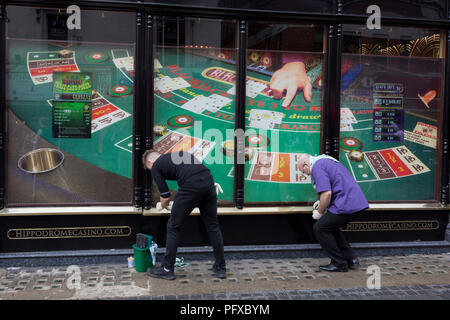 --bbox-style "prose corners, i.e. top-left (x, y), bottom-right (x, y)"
top-left (133, 244), bottom-right (154, 272)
